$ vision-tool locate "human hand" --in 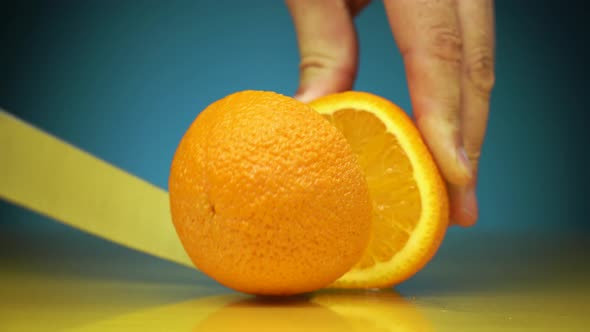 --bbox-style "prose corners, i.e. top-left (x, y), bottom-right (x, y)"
top-left (286, 0), bottom-right (495, 227)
